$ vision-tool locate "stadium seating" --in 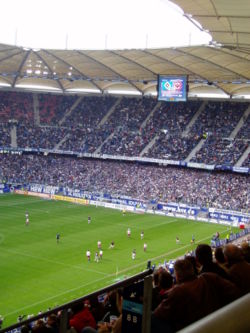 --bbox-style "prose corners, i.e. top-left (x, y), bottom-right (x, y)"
top-left (0, 91), bottom-right (249, 168)
top-left (0, 154), bottom-right (248, 212)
